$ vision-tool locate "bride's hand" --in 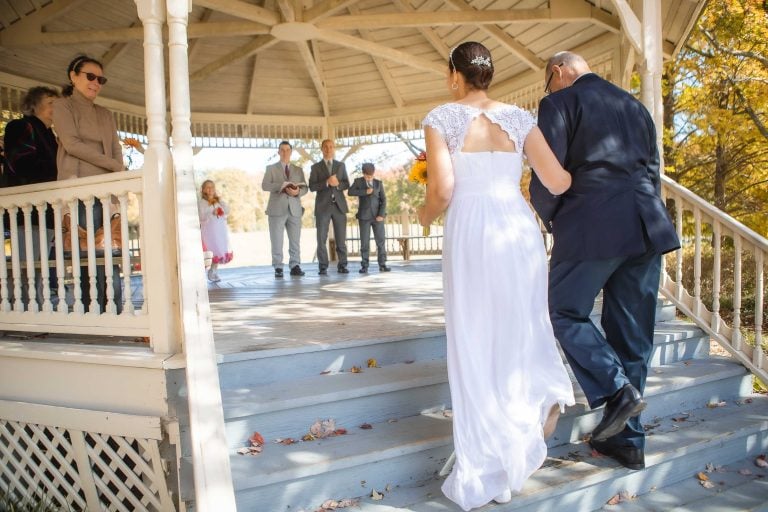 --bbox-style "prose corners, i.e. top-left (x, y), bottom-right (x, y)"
top-left (416, 206), bottom-right (428, 227)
